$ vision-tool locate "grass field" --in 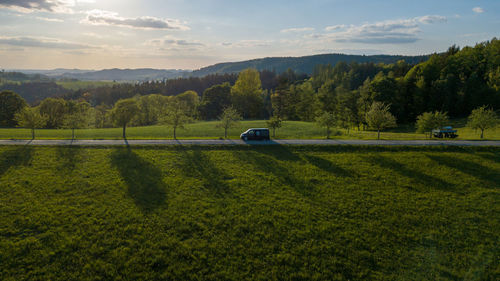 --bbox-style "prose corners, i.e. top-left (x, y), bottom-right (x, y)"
top-left (0, 145), bottom-right (498, 280)
top-left (1, 119), bottom-right (499, 140)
